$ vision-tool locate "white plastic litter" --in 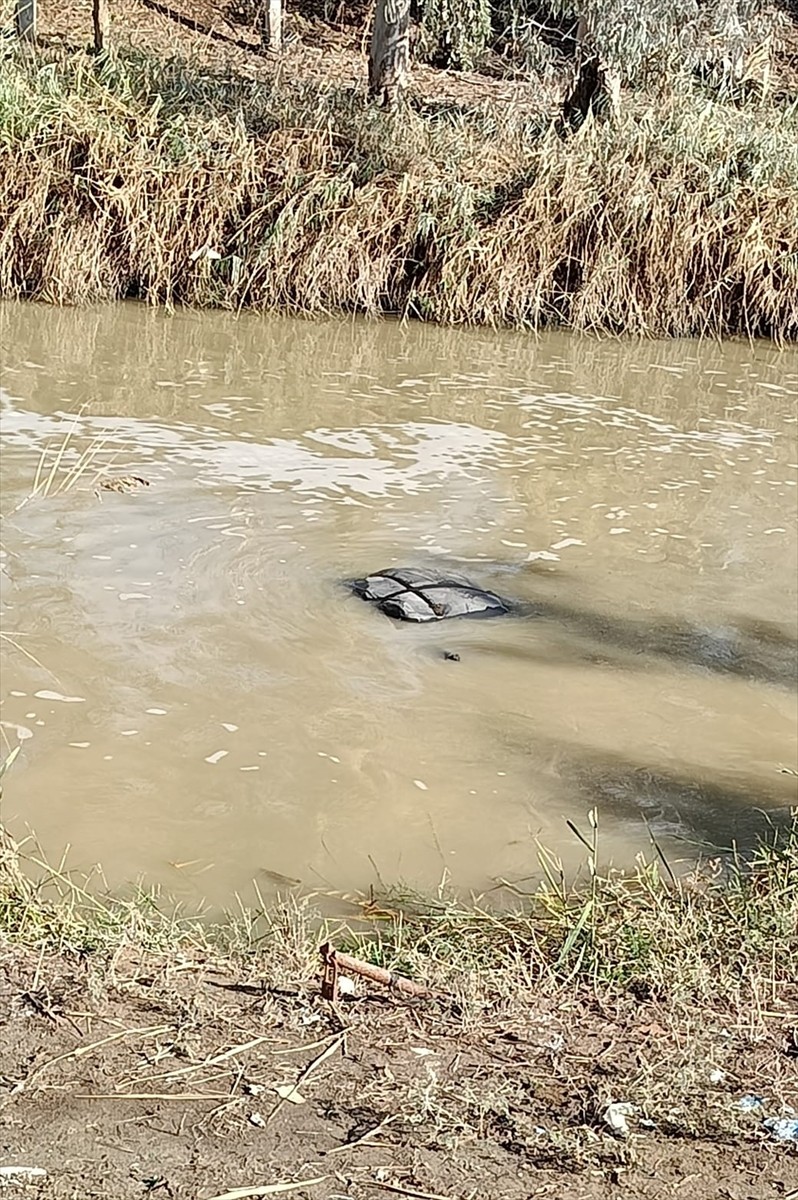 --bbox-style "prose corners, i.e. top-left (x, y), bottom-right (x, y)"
top-left (737, 1094), bottom-right (765, 1111)
top-left (0, 1167), bottom-right (48, 1184)
top-left (603, 1101), bottom-right (636, 1137)
top-left (764, 1116), bottom-right (798, 1143)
